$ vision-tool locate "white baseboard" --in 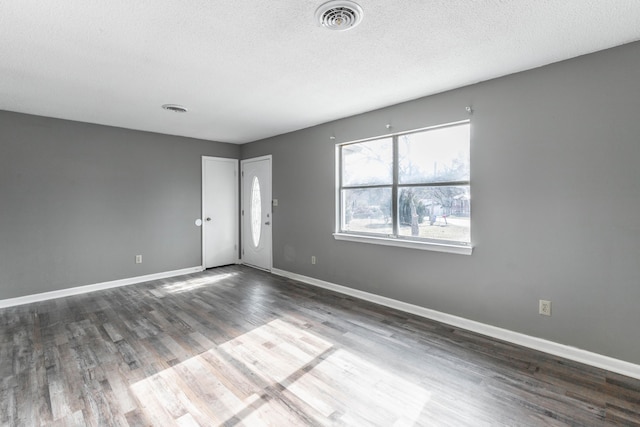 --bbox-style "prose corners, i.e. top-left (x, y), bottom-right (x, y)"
top-left (272, 268), bottom-right (640, 380)
top-left (0, 266), bottom-right (205, 309)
